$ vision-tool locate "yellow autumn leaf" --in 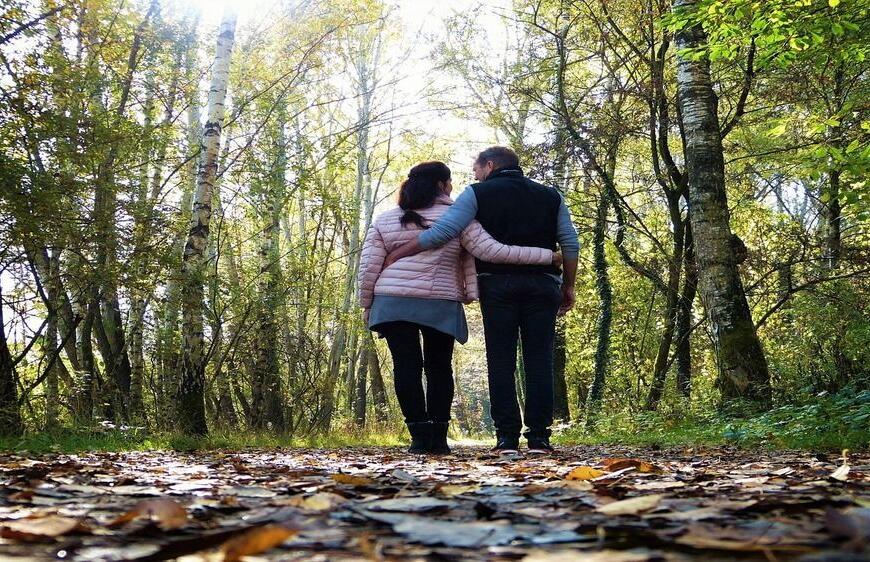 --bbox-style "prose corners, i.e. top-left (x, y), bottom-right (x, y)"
top-left (332, 473), bottom-right (375, 486)
top-left (565, 466), bottom-right (604, 481)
